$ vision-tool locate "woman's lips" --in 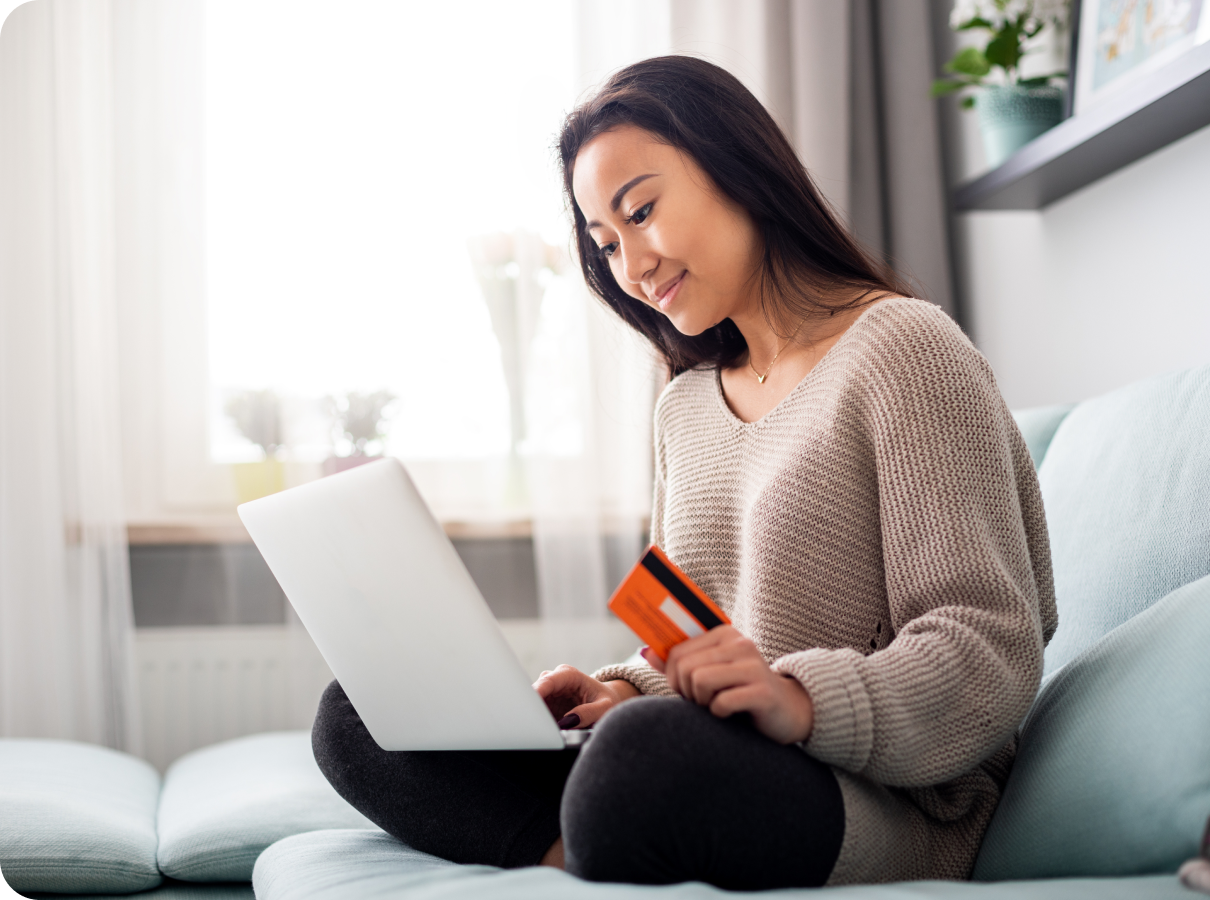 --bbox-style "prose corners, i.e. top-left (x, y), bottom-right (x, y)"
top-left (654, 272), bottom-right (686, 312)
